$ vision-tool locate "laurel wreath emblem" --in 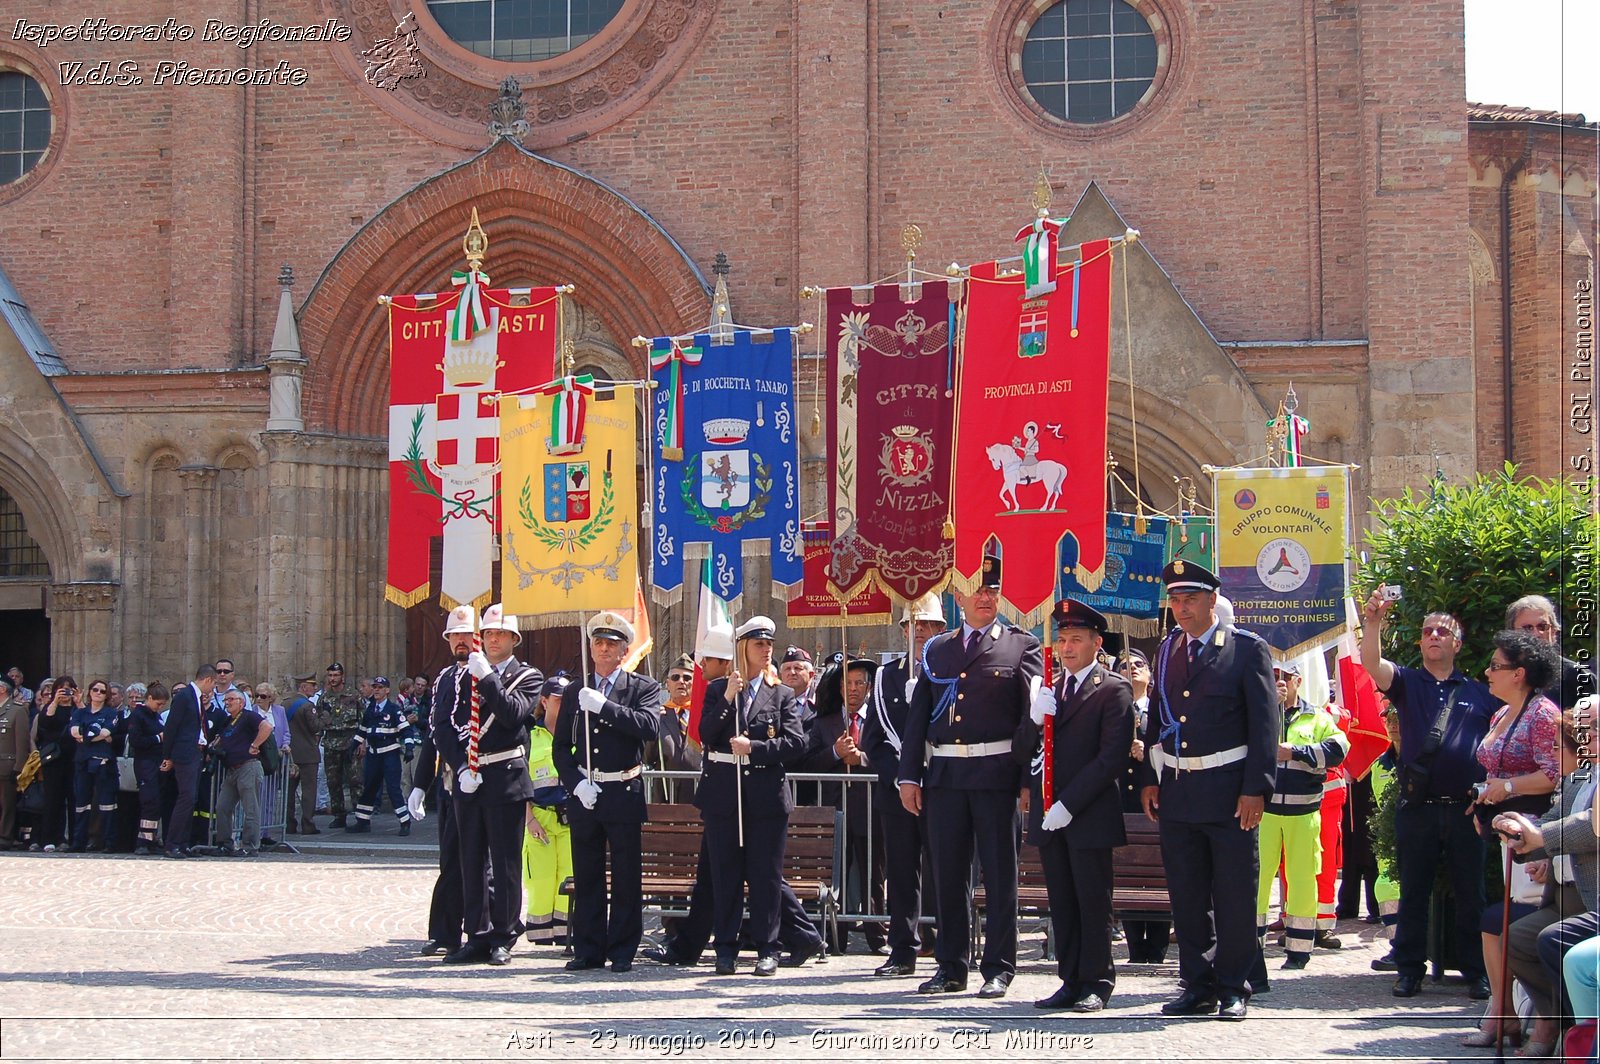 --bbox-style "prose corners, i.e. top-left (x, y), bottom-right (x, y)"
top-left (518, 470), bottom-right (616, 553)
